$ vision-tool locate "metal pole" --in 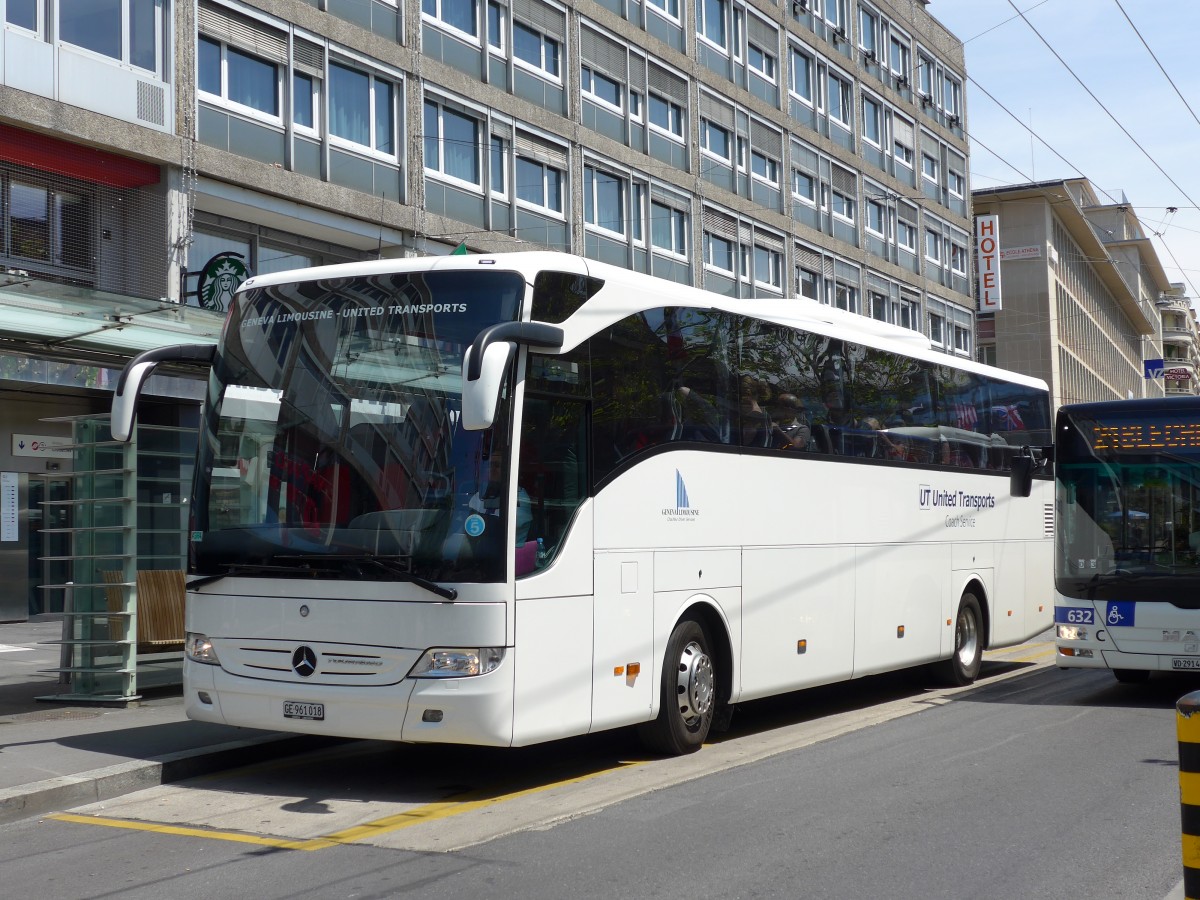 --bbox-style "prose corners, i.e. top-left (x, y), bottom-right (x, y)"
top-left (1178, 691), bottom-right (1200, 898)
